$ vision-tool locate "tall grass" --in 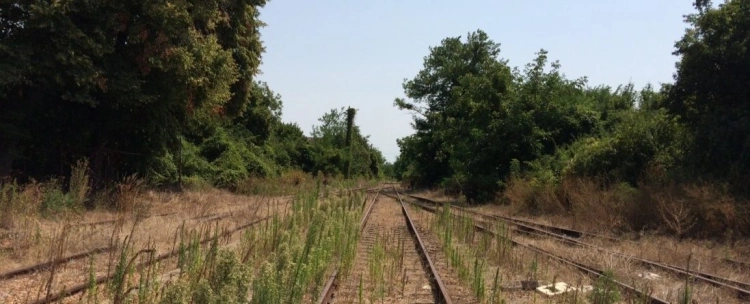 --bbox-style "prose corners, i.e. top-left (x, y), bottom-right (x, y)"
top-left (430, 203), bottom-right (518, 302)
top-left (2, 165), bottom-right (374, 303)
top-left (249, 188), bottom-right (363, 303)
